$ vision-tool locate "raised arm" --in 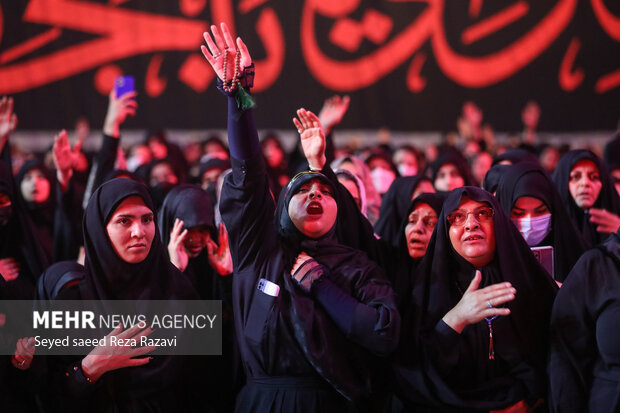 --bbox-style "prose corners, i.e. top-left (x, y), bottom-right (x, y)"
top-left (83, 91), bottom-right (137, 207)
top-left (201, 23), bottom-right (276, 272)
top-left (0, 96), bottom-right (18, 168)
